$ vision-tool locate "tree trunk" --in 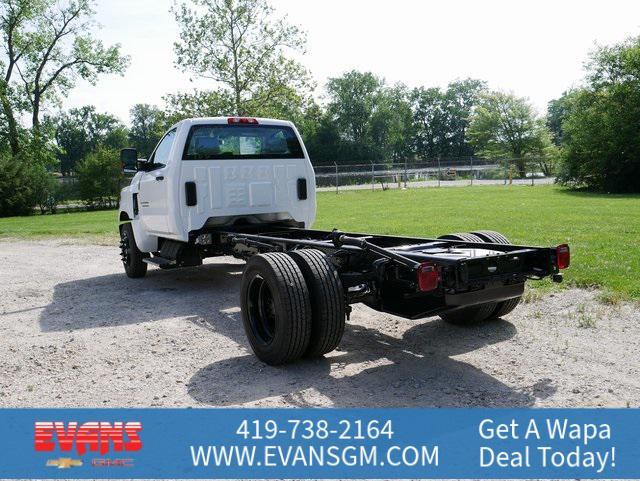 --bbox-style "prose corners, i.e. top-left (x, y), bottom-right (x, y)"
top-left (32, 93), bottom-right (41, 133)
top-left (229, 12), bottom-right (242, 116)
top-left (512, 147), bottom-right (526, 178)
top-left (234, 88), bottom-right (242, 116)
top-left (0, 93), bottom-right (20, 155)
top-left (516, 157), bottom-right (526, 178)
